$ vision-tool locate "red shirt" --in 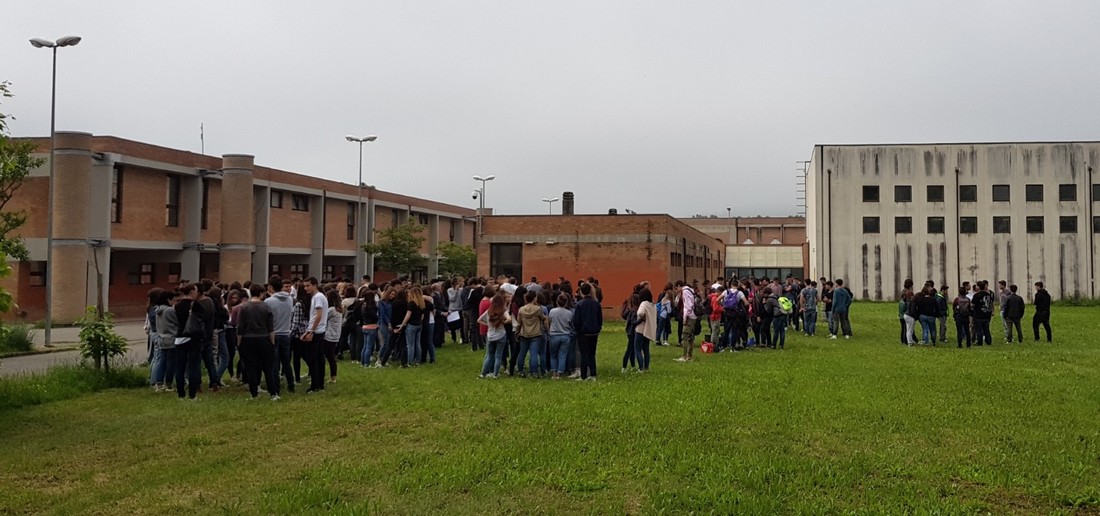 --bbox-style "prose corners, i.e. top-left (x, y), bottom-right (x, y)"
top-left (478, 298), bottom-right (491, 336)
